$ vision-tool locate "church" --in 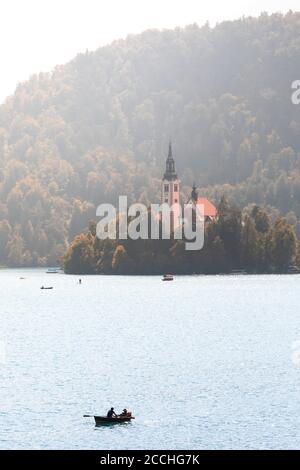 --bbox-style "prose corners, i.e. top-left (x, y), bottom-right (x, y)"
top-left (161, 143), bottom-right (217, 231)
